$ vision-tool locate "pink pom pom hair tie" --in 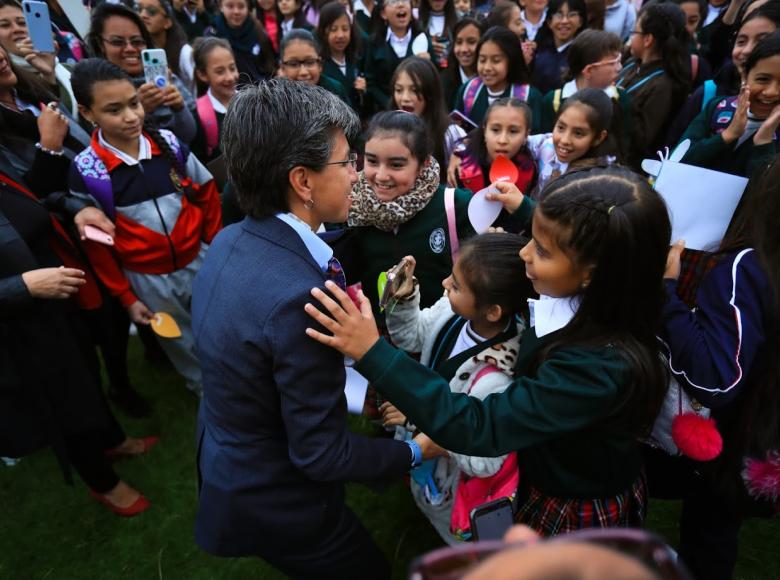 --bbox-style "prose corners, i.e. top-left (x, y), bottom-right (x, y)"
top-left (742, 450), bottom-right (780, 503)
